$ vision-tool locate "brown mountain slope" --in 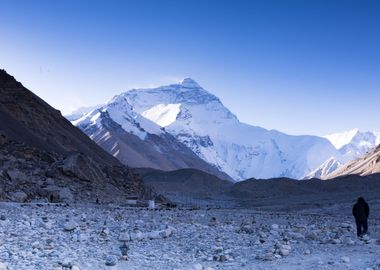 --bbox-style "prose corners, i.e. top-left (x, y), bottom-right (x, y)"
top-left (0, 70), bottom-right (118, 166)
top-left (0, 70), bottom-right (147, 203)
top-left (325, 145), bottom-right (380, 179)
